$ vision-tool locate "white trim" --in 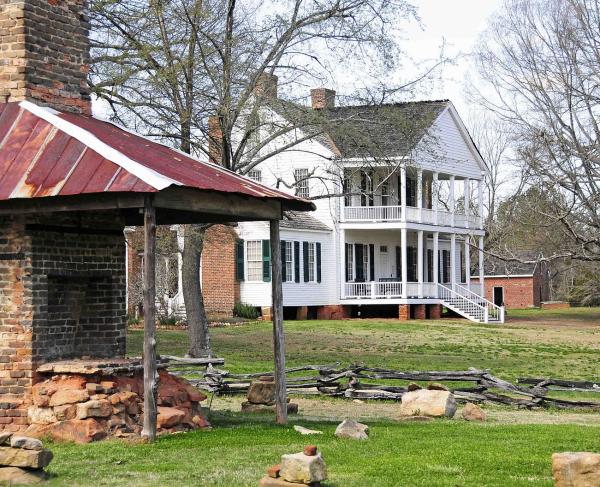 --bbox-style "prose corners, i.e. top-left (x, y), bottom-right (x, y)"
top-left (19, 101), bottom-right (181, 191)
top-left (471, 274), bottom-right (534, 279)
